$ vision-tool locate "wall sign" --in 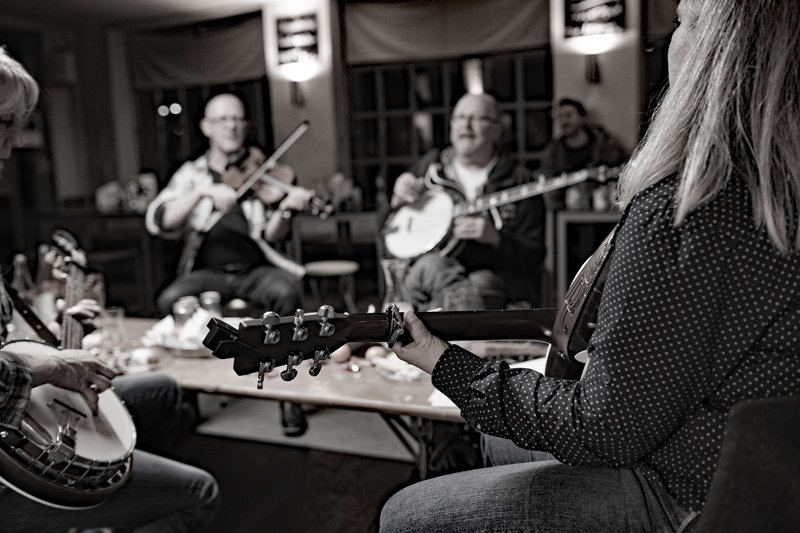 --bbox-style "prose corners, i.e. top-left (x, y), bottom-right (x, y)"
top-left (565, 0), bottom-right (625, 38)
top-left (276, 14), bottom-right (319, 65)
